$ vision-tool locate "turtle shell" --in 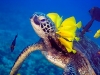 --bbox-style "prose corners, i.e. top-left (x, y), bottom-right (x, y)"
top-left (70, 35), bottom-right (100, 74)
